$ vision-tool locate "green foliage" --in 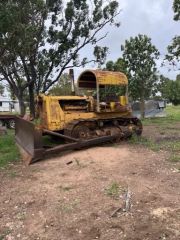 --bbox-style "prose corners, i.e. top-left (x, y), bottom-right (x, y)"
top-left (97, 85), bottom-right (126, 102)
top-left (156, 75), bottom-right (180, 105)
top-left (48, 73), bottom-right (72, 96)
top-left (0, 131), bottom-right (20, 168)
top-left (173, 0), bottom-right (180, 21)
top-left (0, 0), bottom-right (120, 116)
top-left (106, 58), bottom-right (128, 74)
top-left (169, 154), bottom-right (180, 163)
top-left (165, 0), bottom-right (180, 69)
top-left (0, 0), bottom-right (46, 115)
top-left (122, 34), bottom-right (159, 117)
top-left (166, 36), bottom-right (180, 69)
top-left (102, 58), bottom-right (127, 100)
top-left (154, 75), bottom-right (171, 98)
